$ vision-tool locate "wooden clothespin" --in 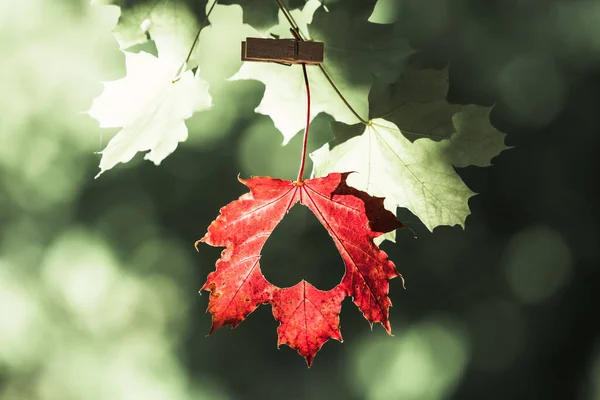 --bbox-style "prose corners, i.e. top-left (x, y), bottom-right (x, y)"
top-left (241, 37), bottom-right (324, 65)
